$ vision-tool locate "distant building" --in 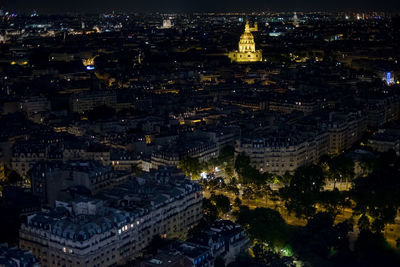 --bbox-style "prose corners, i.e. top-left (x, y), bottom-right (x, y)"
top-left (228, 21), bottom-right (262, 63)
top-left (268, 98), bottom-right (320, 116)
top-left (195, 126), bottom-right (240, 151)
top-left (20, 96), bottom-right (50, 116)
top-left (69, 91), bottom-right (117, 114)
top-left (111, 149), bottom-right (141, 171)
top-left (367, 133), bottom-right (400, 154)
top-left (292, 12), bottom-right (300, 27)
top-left (160, 19), bottom-right (173, 29)
top-left (365, 96), bottom-right (400, 128)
